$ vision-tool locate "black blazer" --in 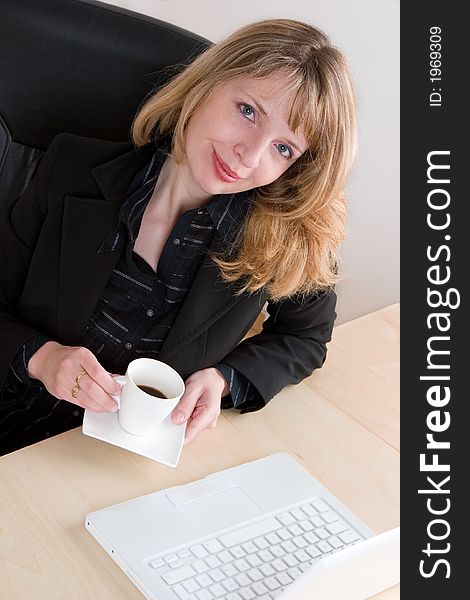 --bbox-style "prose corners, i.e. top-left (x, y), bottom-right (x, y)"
top-left (0, 133), bottom-right (336, 410)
